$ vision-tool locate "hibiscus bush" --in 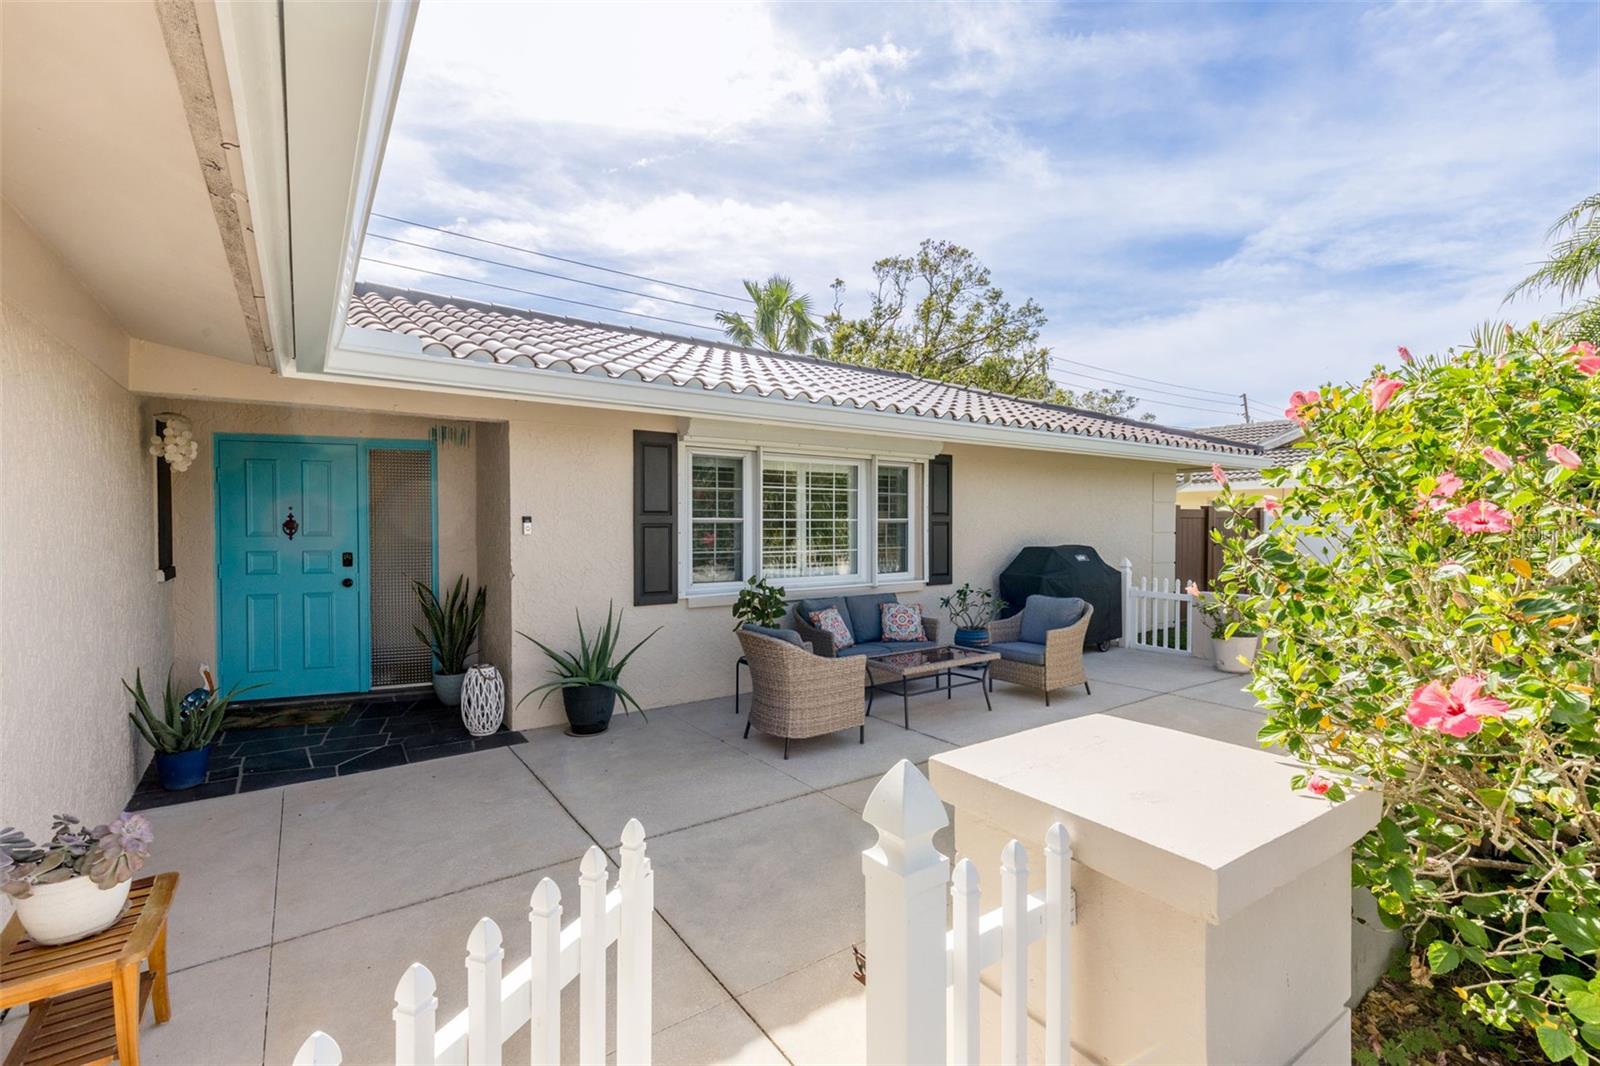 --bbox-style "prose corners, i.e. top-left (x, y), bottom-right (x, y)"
top-left (1213, 328), bottom-right (1600, 1061)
